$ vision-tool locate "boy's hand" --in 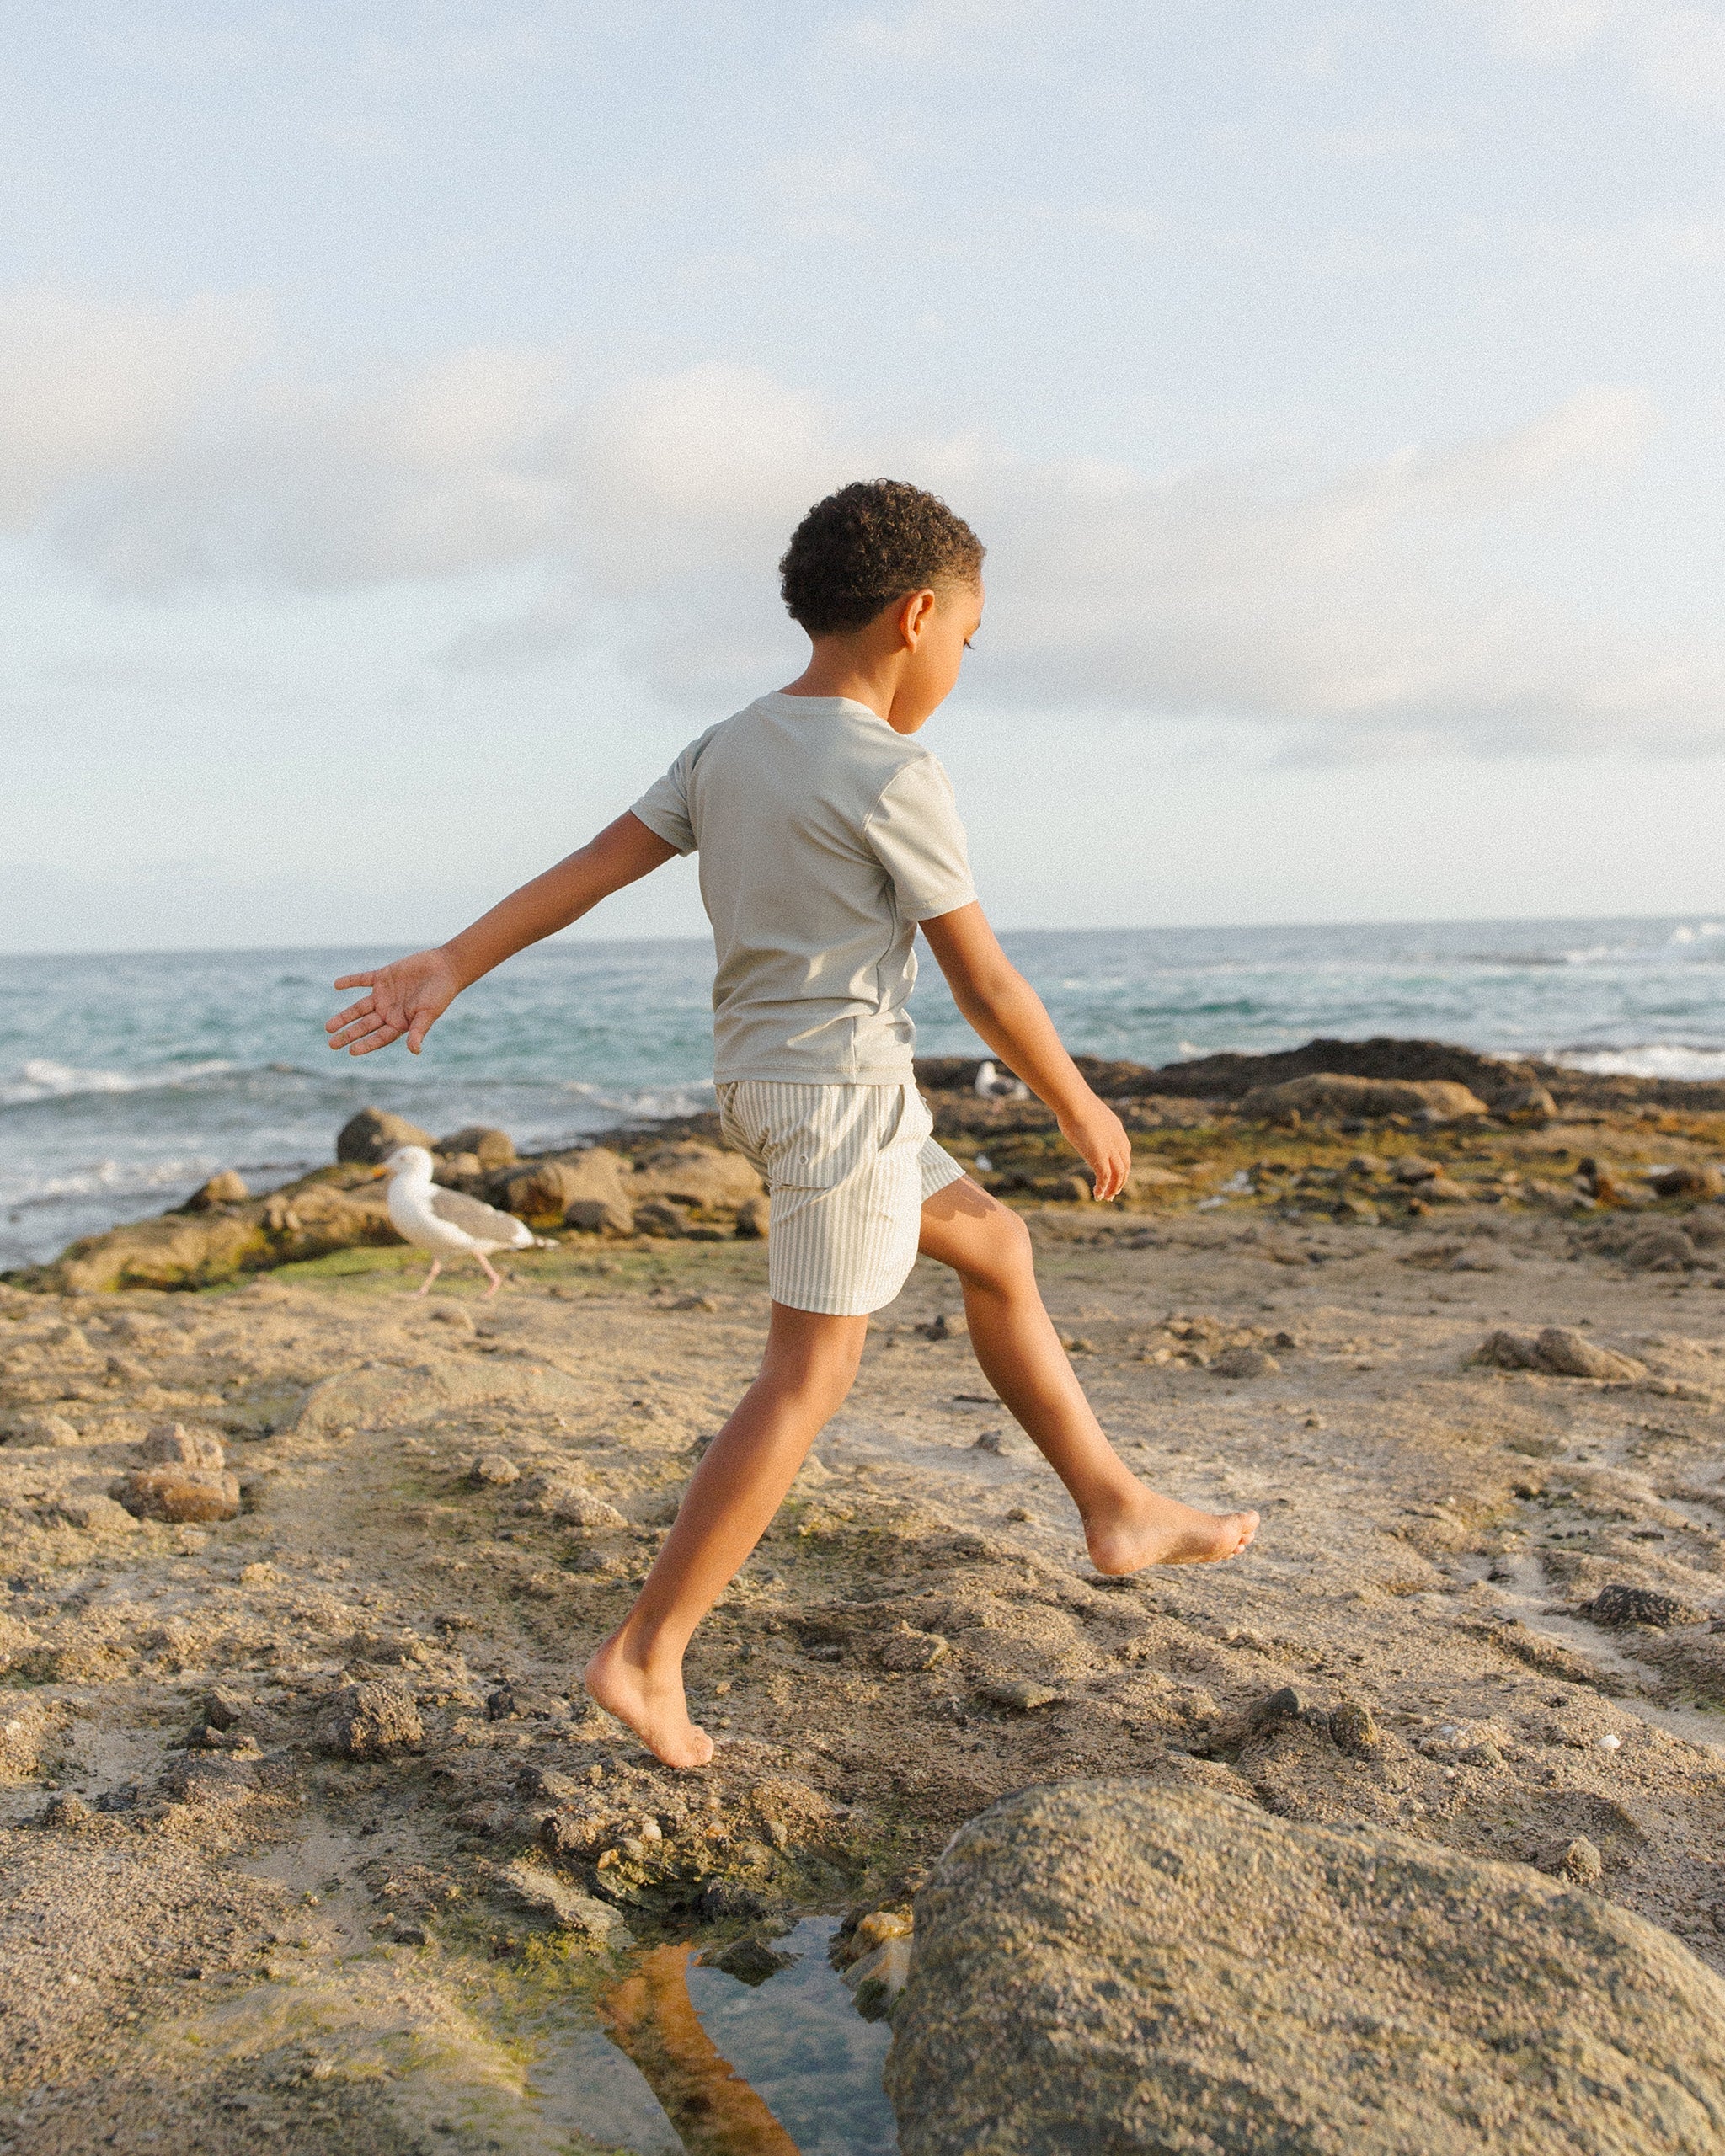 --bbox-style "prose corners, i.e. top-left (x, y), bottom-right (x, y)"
top-left (326, 947), bottom-right (462, 1057)
top-left (1060, 1097), bottom-right (1133, 1203)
